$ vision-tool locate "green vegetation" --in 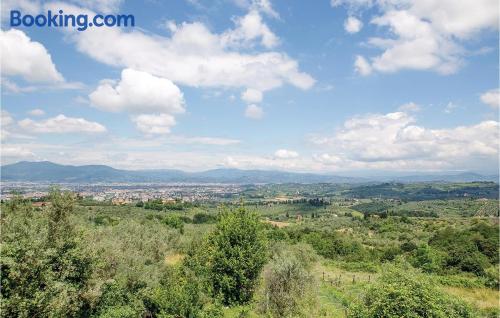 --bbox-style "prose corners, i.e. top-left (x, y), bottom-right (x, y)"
top-left (1, 182), bottom-right (499, 317)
